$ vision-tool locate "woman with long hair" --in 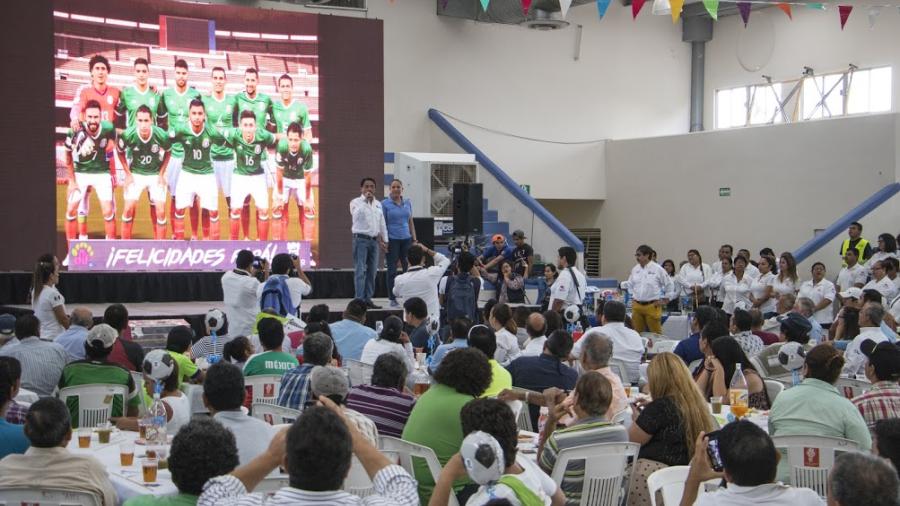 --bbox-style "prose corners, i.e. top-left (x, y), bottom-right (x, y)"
top-left (479, 260), bottom-right (525, 304)
top-left (31, 257), bottom-right (69, 340)
top-left (708, 256), bottom-right (734, 308)
top-left (538, 264), bottom-right (559, 312)
top-left (772, 252), bottom-right (799, 306)
top-left (750, 255), bottom-right (778, 318)
top-left (627, 352), bottom-right (714, 505)
top-left (662, 259), bottom-right (680, 312)
top-left (695, 336), bottom-right (770, 410)
top-left (489, 303), bottom-right (521, 366)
